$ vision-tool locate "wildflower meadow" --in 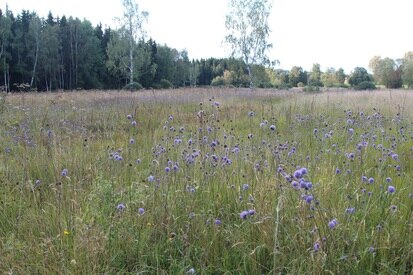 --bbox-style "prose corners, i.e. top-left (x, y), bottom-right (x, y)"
top-left (1, 88), bottom-right (413, 274)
